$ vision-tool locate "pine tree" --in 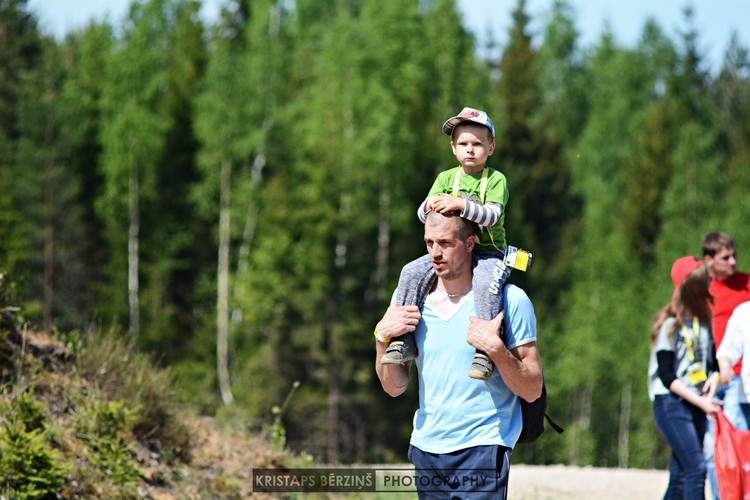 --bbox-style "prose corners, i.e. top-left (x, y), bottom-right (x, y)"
top-left (555, 33), bottom-right (664, 466)
top-left (493, 0), bottom-right (550, 299)
top-left (137, 0), bottom-right (207, 363)
top-left (715, 33), bottom-right (750, 248)
top-left (56, 23), bottom-right (115, 330)
top-left (13, 37), bottom-right (81, 332)
top-left (0, 0), bottom-right (43, 275)
top-left (522, 0), bottom-right (583, 312)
